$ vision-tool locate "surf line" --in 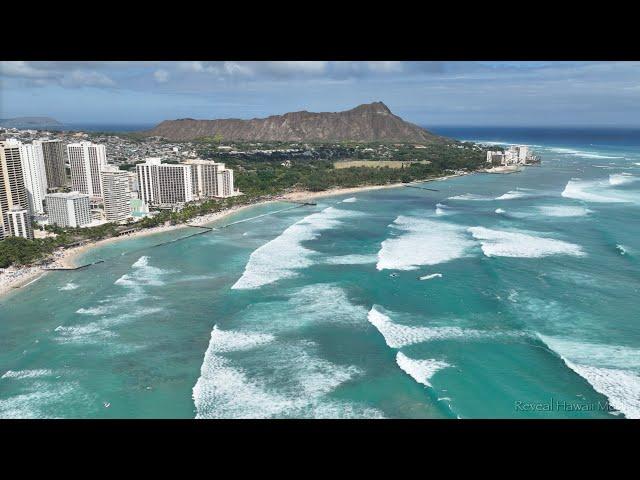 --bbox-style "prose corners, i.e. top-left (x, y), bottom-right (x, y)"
top-left (44, 202), bottom-right (315, 273)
